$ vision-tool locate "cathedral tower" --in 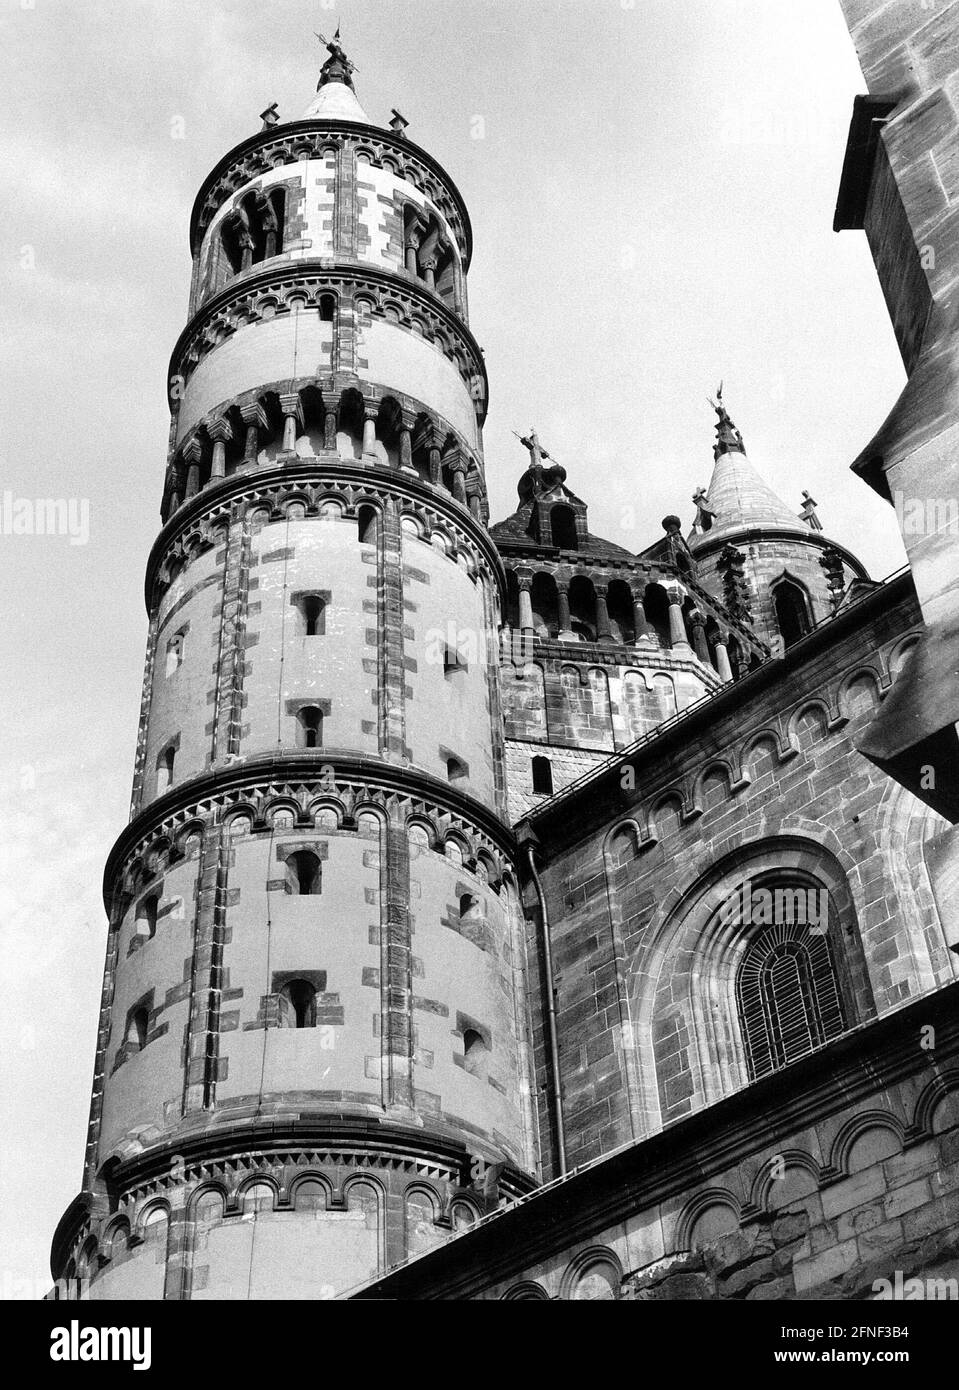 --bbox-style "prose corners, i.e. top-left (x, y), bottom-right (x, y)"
top-left (51, 38), bottom-right (536, 1300)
